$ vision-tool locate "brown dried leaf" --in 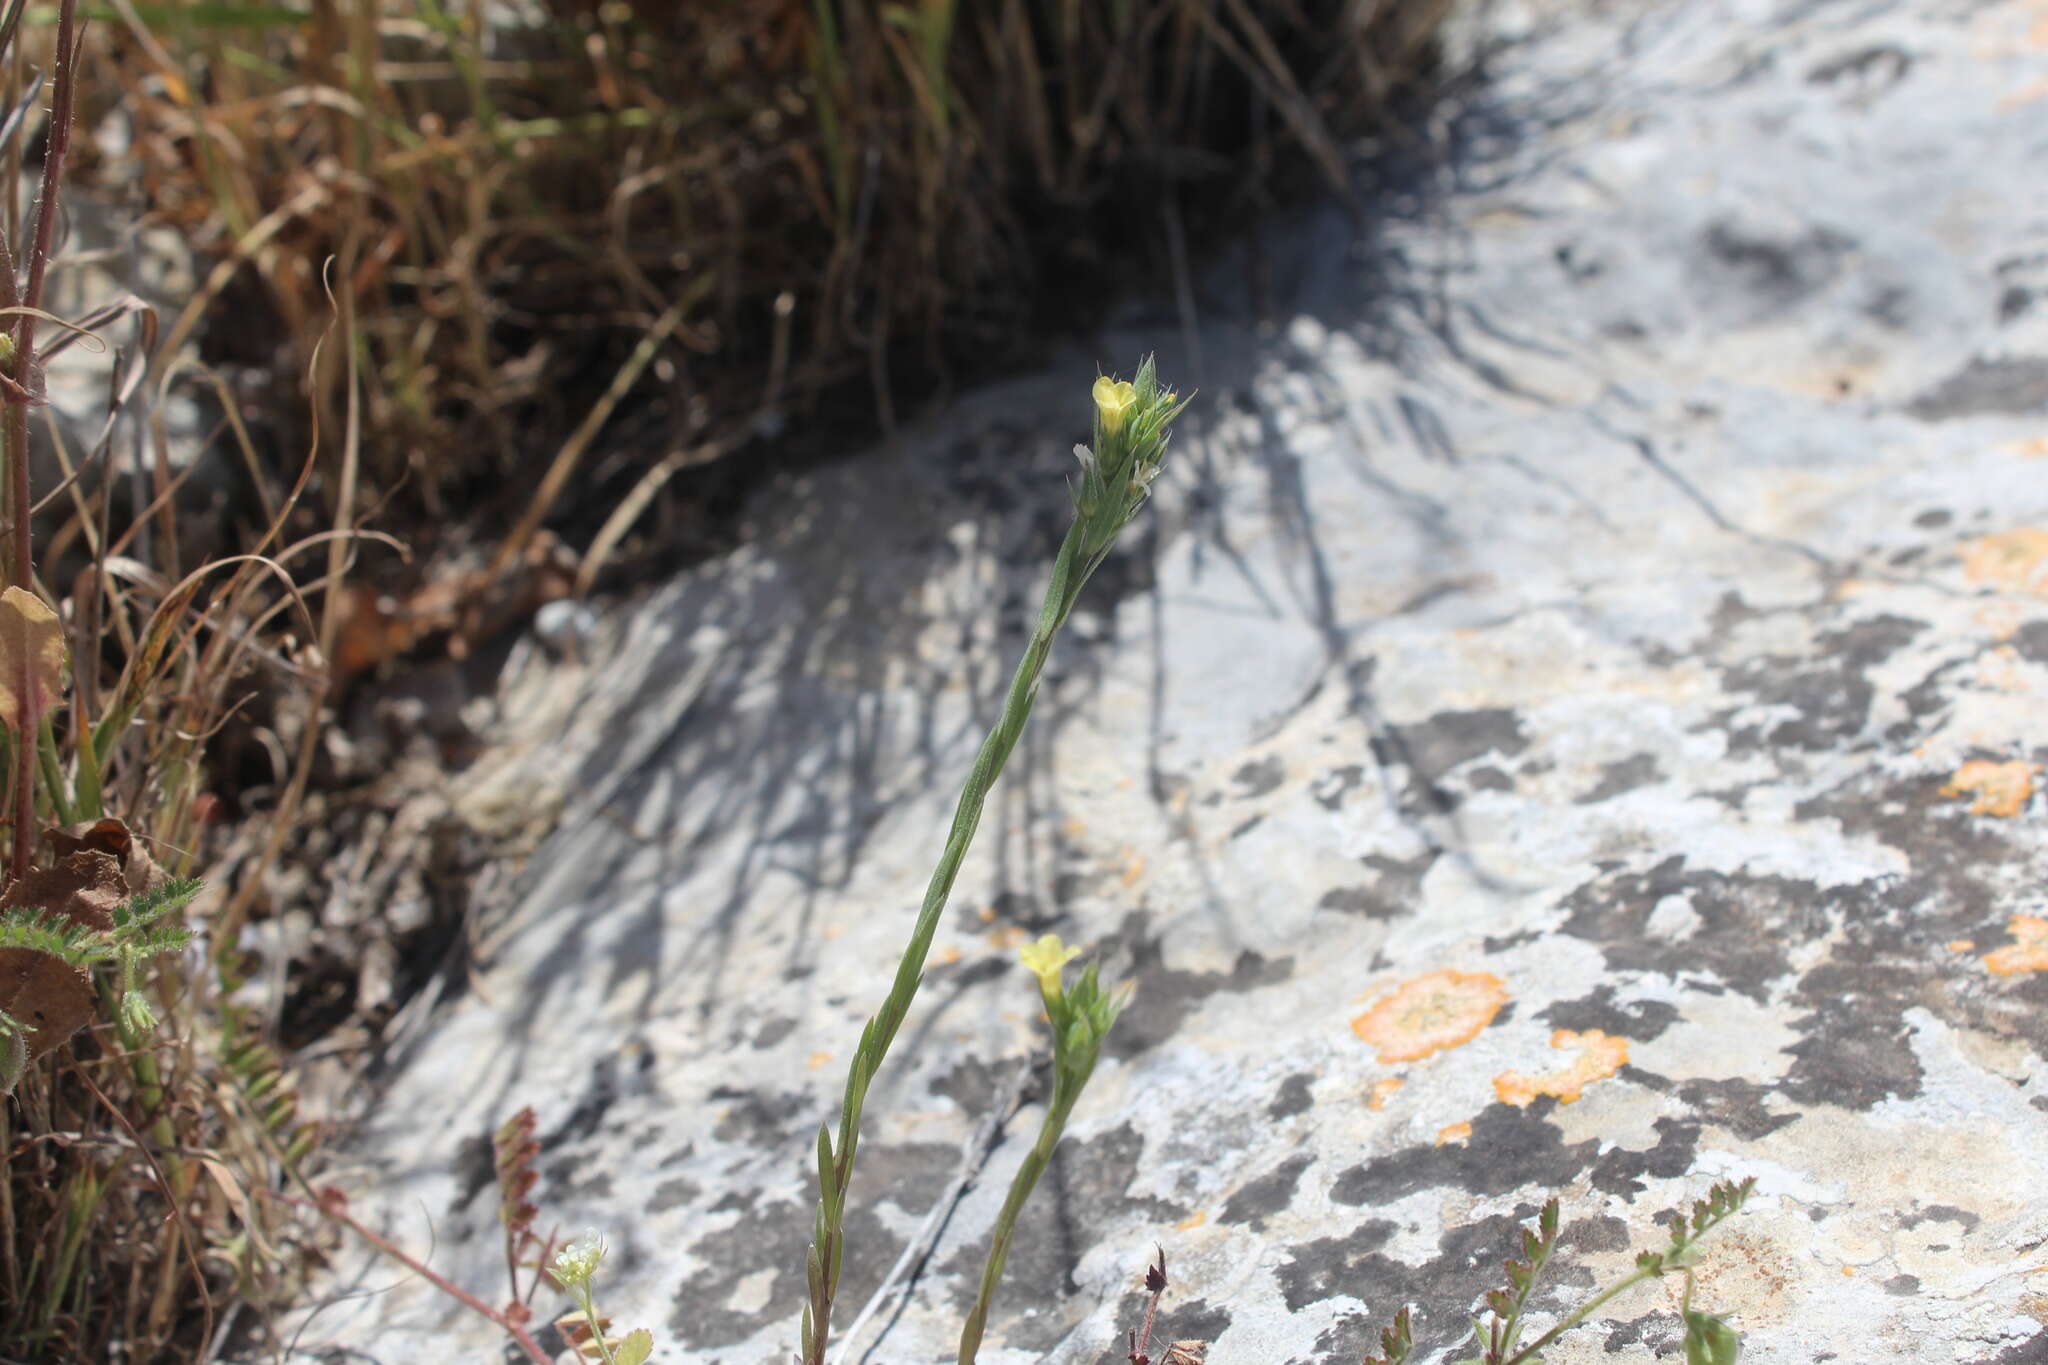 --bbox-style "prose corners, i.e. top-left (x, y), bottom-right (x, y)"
top-left (0, 584), bottom-right (64, 732)
top-left (45, 817), bottom-right (164, 897)
top-left (0, 849), bottom-right (129, 934)
top-left (0, 946), bottom-right (93, 1067)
